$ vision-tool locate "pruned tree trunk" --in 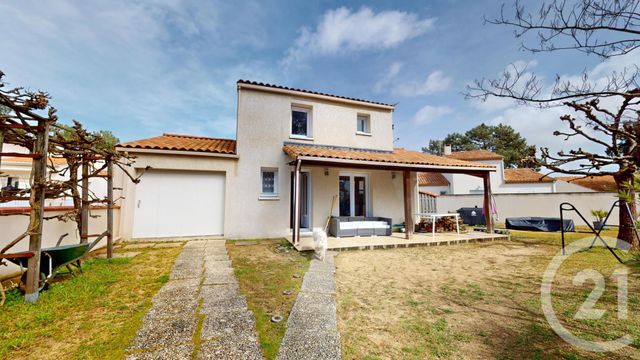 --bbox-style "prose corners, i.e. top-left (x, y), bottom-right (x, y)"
top-left (615, 171), bottom-right (639, 251)
top-left (24, 119), bottom-right (49, 302)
